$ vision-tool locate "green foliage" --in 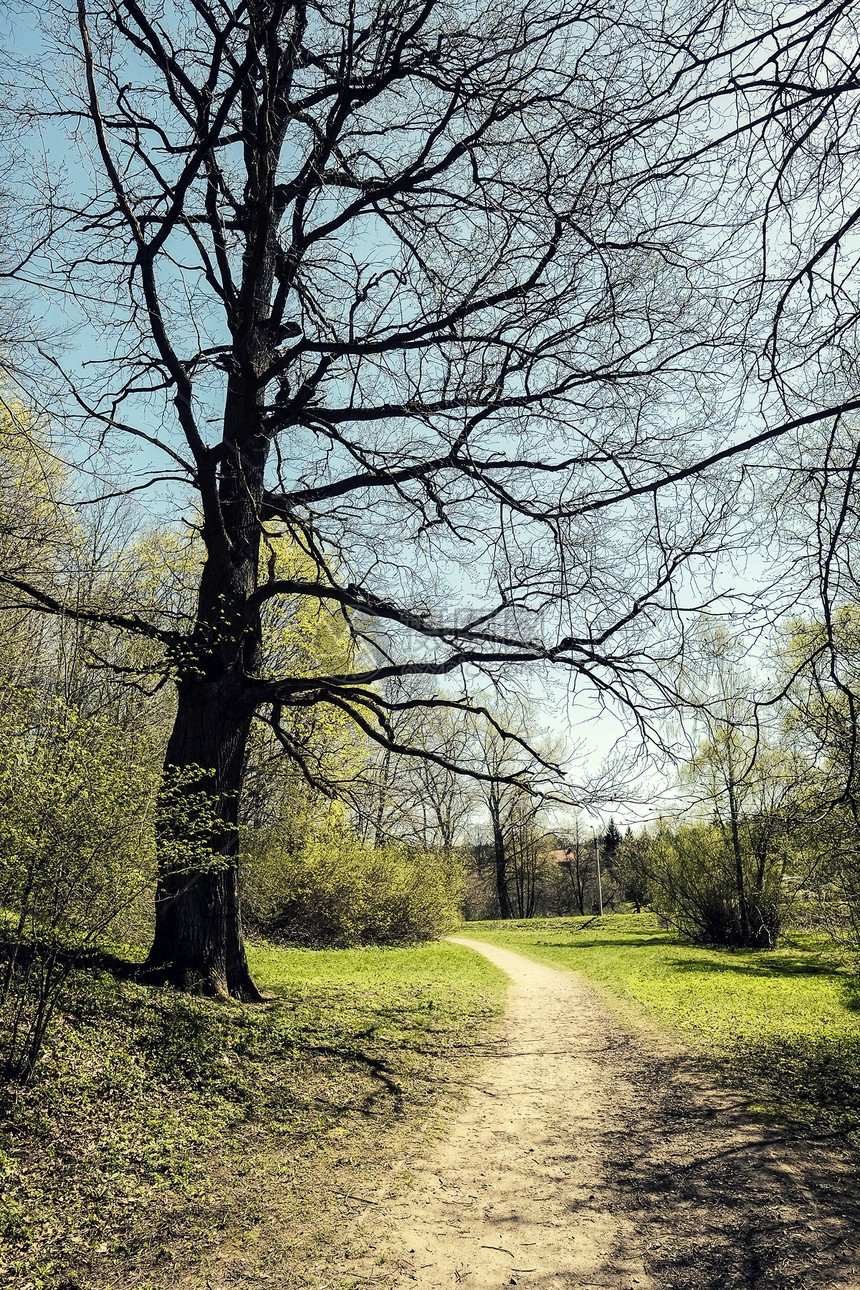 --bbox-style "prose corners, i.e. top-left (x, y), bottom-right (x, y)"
top-left (0, 397), bottom-right (79, 696)
top-left (781, 607), bottom-right (860, 792)
top-left (777, 610), bottom-right (860, 950)
top-left (464, 912), bottom-right (860, 1133)
top-left (668, 627), bottom-right (813, 947)
top-left (242, 812), bottom-right (463, 946)
top-left (0, 396), bottom-right (70, 582)
top-left (156, 765), bottom-right (242, 879)
top-left (0, 940), bottom-right (505, 1289)
top-left (257, 527), bottom-right (357, 684)
top-left (644, 821), bottom-right (786, 948)
top-left (797, 808), bottom-right (860, 952)
top-left (615, 829), bottom-right (650, 911)
top-left (0, 689), bottom-right (157, 1080)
